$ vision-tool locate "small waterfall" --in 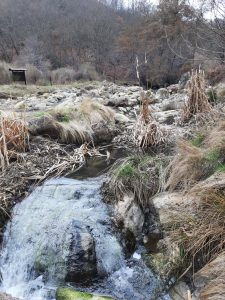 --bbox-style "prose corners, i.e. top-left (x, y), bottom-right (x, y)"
top-left (0, 177), bottom-right (170, 300)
